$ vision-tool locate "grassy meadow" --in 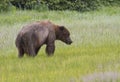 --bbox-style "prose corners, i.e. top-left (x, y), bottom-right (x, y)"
top-left (0, 7), bottom-right (120, 82)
